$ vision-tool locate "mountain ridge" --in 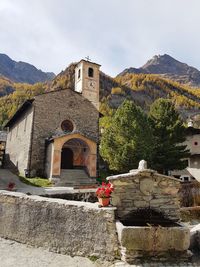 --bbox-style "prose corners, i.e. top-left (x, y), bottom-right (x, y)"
top-left (0, 53), bottom-right (55, 84)
top-left (118, 54), bottom-right (200, 87)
